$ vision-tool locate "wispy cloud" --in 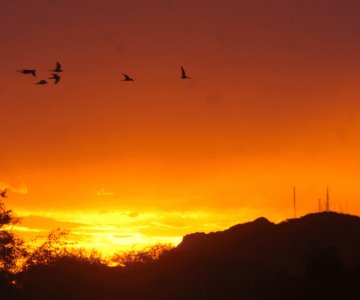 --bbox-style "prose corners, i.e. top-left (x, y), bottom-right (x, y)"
top-left (96, 188), bottom-right (115, 196)
top-left (0, 183), bottom-right (28, 194)
top-left (21, 215), bottom-right (84, 230)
